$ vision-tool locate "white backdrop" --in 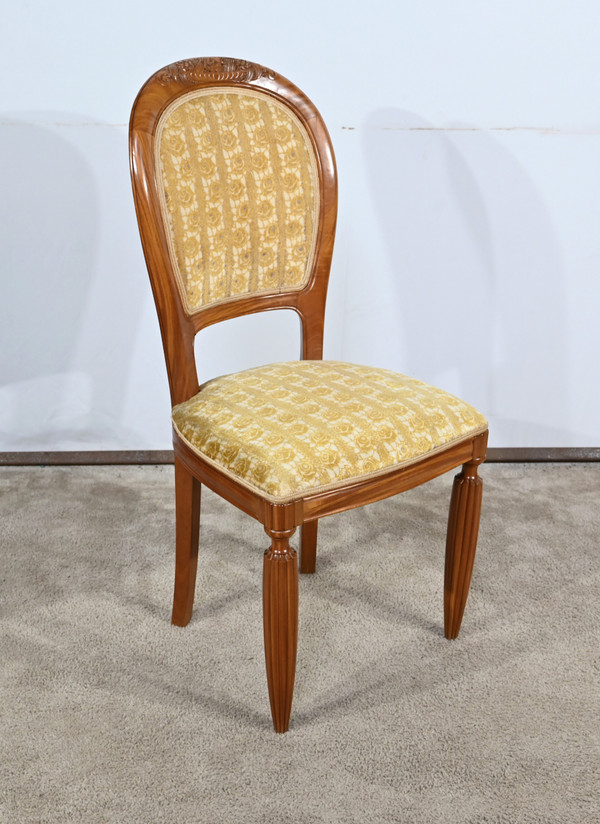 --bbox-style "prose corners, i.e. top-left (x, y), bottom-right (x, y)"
top-left (1, 0), bottom-right (599, 450)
